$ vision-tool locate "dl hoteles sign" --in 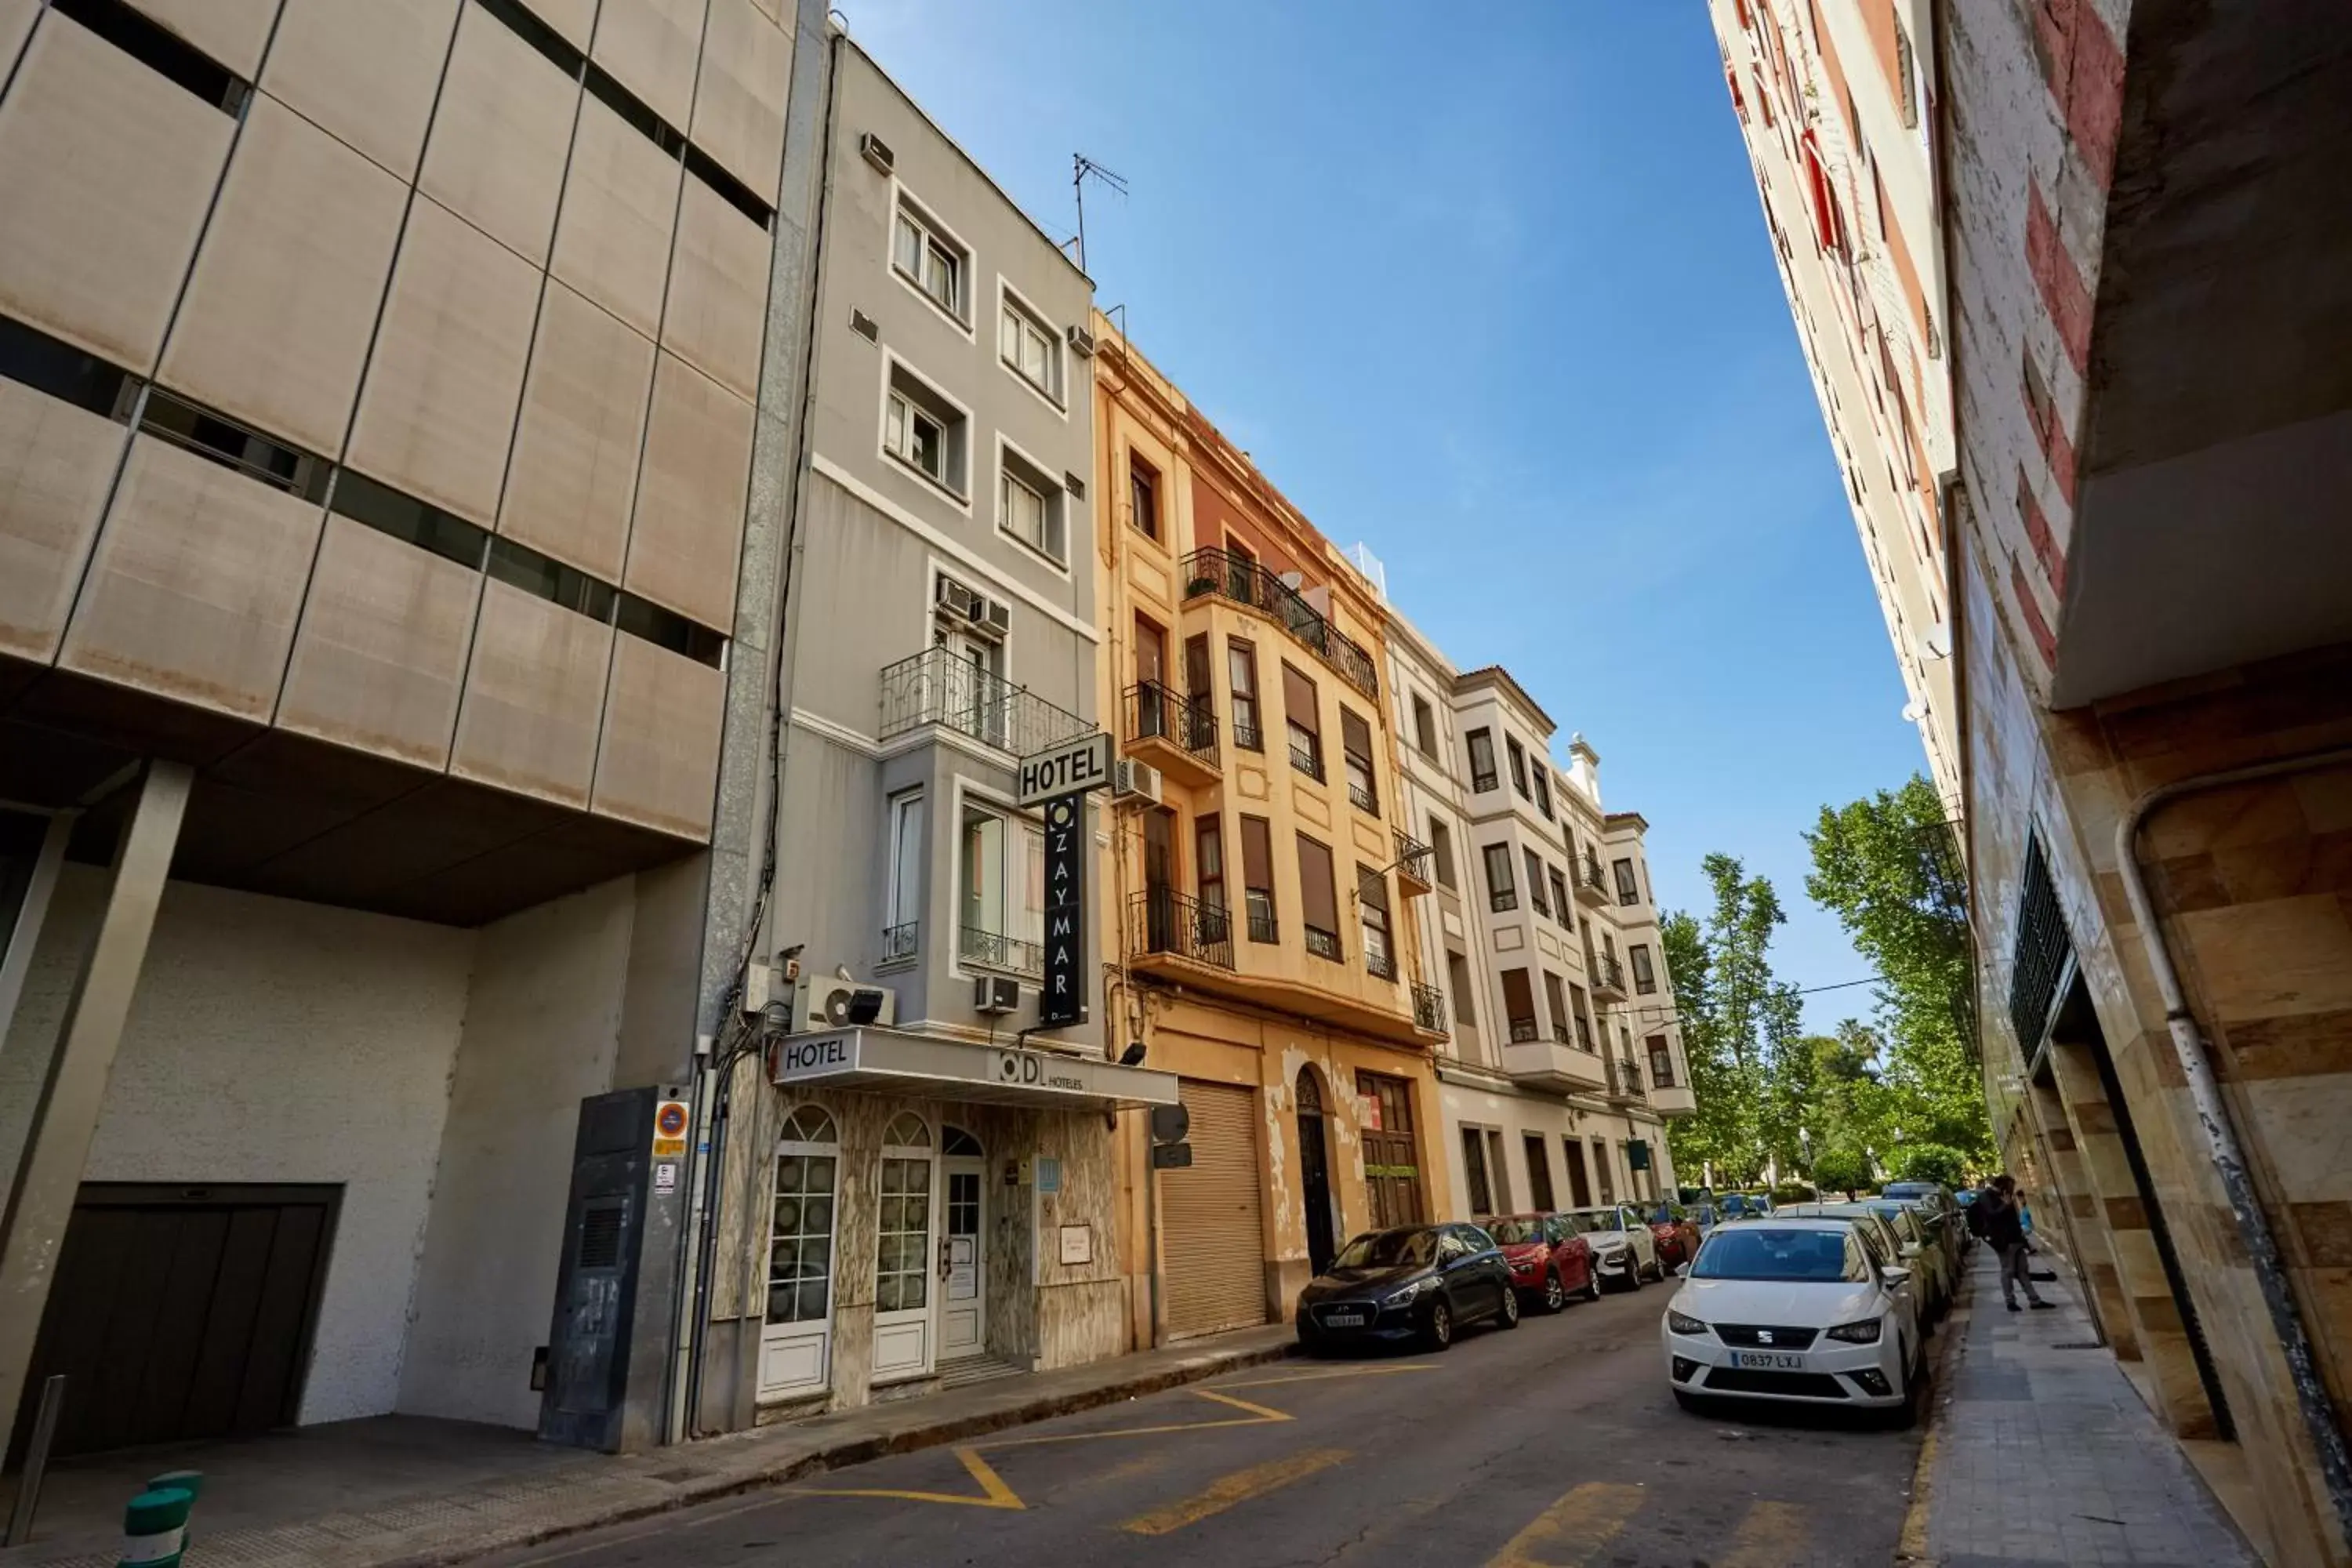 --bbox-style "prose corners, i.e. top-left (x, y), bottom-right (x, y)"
top-left (1037, 791), bottom-right (1088, 1029)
